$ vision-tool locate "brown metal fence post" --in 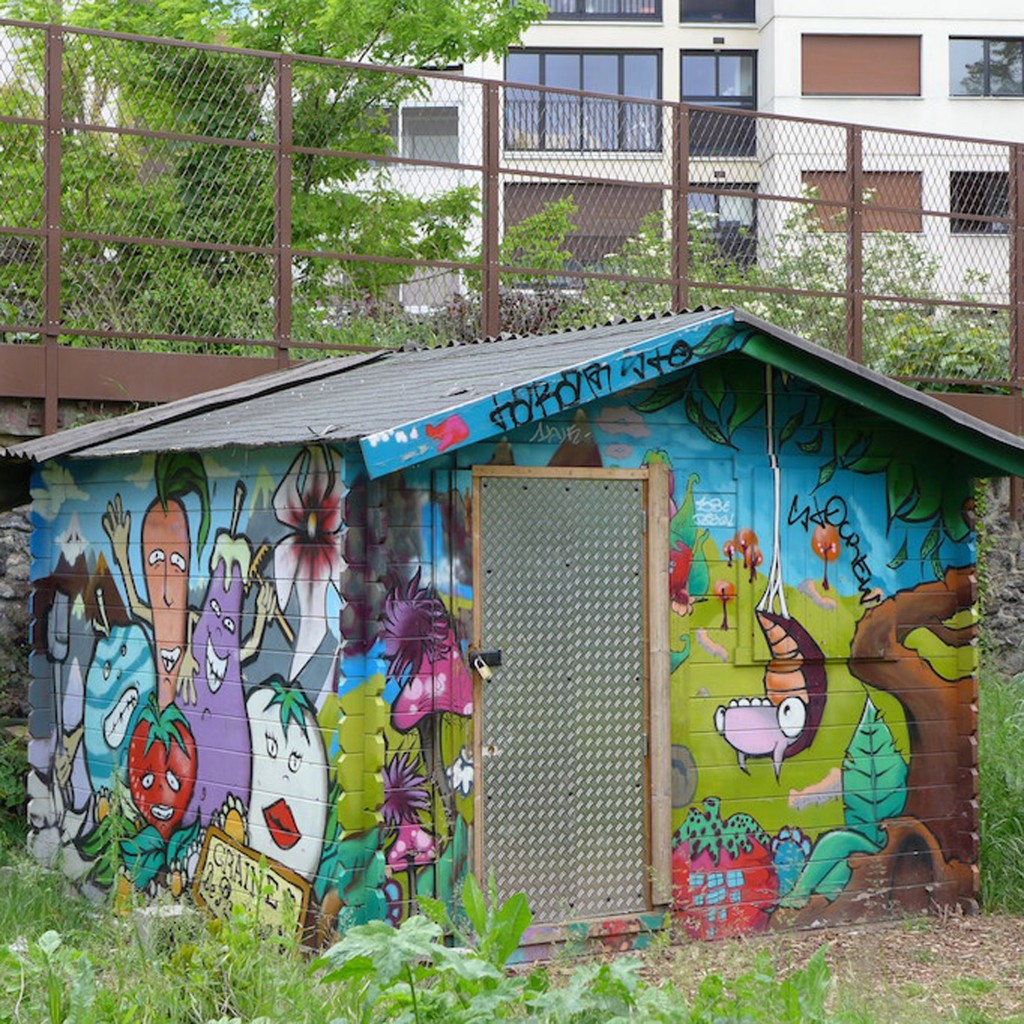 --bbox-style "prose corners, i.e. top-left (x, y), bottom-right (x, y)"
top-left (42, 25), bottom-right (63, 434)
top-left (274, 56), bottom-right (293, 369)
top-left (481, 81), bottom-right (501, 339)
top-left (1009, 145), bottom-right (1024, 516)
top-left (846, 125), bottom-right (864, 364)
top-left (671, 105), bottom-right (690, 313)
